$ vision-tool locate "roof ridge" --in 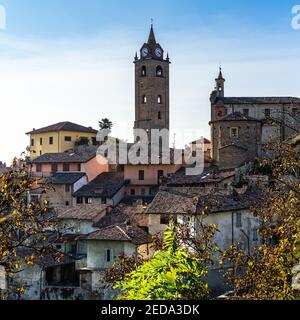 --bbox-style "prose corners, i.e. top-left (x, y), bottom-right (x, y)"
top-left (116, 225), bottom-right (132, 240)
